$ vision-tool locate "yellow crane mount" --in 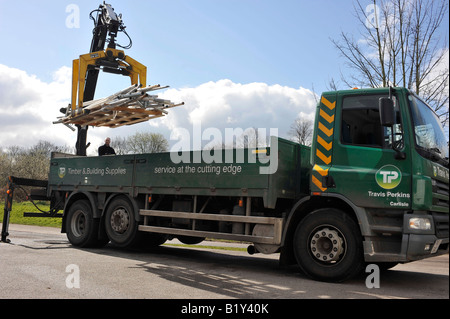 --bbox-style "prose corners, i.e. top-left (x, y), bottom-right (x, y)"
top-left (71, 48), bottom-right (147, 117)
